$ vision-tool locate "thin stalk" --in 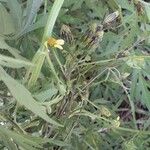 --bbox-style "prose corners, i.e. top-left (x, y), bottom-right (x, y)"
top-left (81, 68), bottom-right (108, 91)
top-left (78, 55), bottom-right (150, 67)
top-left (42, 0), bottom-right (65, 42)
top-left (52, 49), bottom-right (66, 76)
top-left (110, 69), bottom-right (137, 129)
top-left (44, 0), bottom-right (47, 14)
top-left (45, 51), bottom-right (61, 83)
top-left (46, 51), bottom-right (66, 95)
top-left (117, 127), bottom-right (150, 135)
top-left (26, 0), bottom-right (64, 88)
